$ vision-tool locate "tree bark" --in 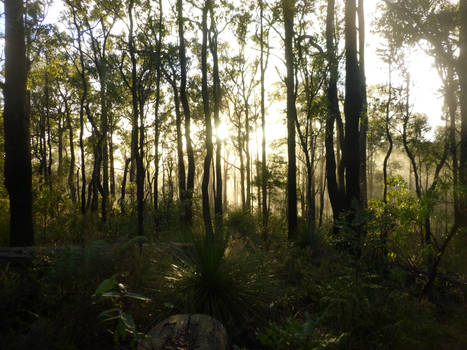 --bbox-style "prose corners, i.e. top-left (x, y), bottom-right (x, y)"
top-left (282, 0), bottom-right (298, 240)
top-left (344, 0), bottom-right (362, 208)
top-left (209, 6), bottom-right (223, 230)
top-left (358, 0), bottom-right (368, 208)
top-left (177, 0), bottom-right (195, 226)
top-left (459, 0), bottom-right (467, 230)
top-left (4, 0), bottom-right (34, 246)
top-left (201, 0), bottom-right (214, 239)
top-left (260, 0), bottom-right (268, 232)
top-left (325, 0), bottom-right (345, 225)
